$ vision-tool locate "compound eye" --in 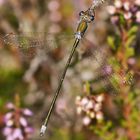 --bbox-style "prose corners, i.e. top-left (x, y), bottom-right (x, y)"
top-left (79, 11), bottom-right (84, 16)
top-left (90, 15), bottom-right (94, 21)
